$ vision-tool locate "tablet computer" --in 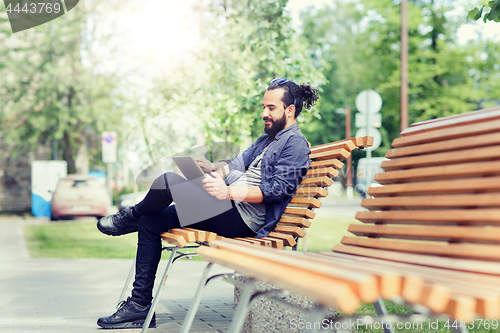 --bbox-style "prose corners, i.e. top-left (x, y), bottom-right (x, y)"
top-left (172, 156), bottom-right (208, 181)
